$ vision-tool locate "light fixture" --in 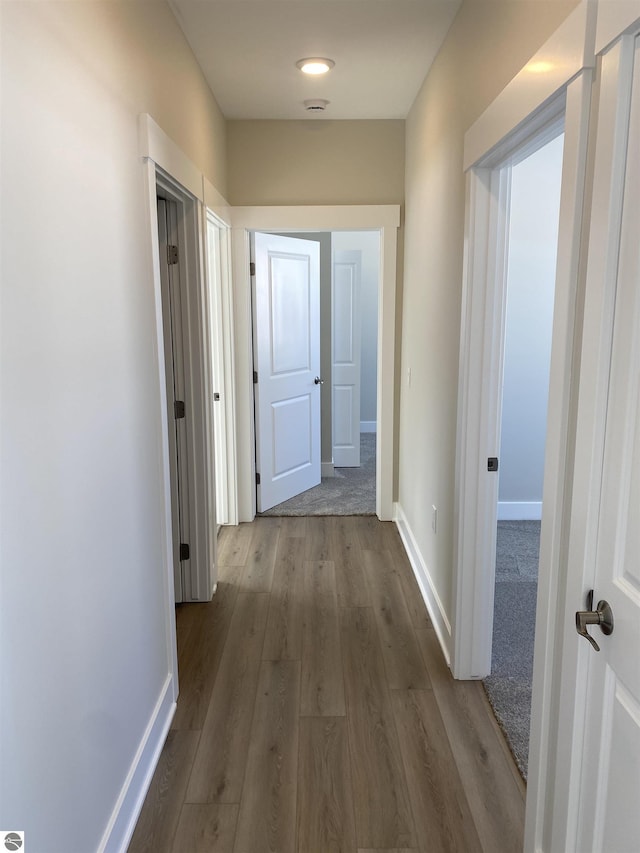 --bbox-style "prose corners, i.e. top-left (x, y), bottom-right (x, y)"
top-left (296, 57), bottom-right (335, 75)
top-left (304, 99), bottom-right (329, 112)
